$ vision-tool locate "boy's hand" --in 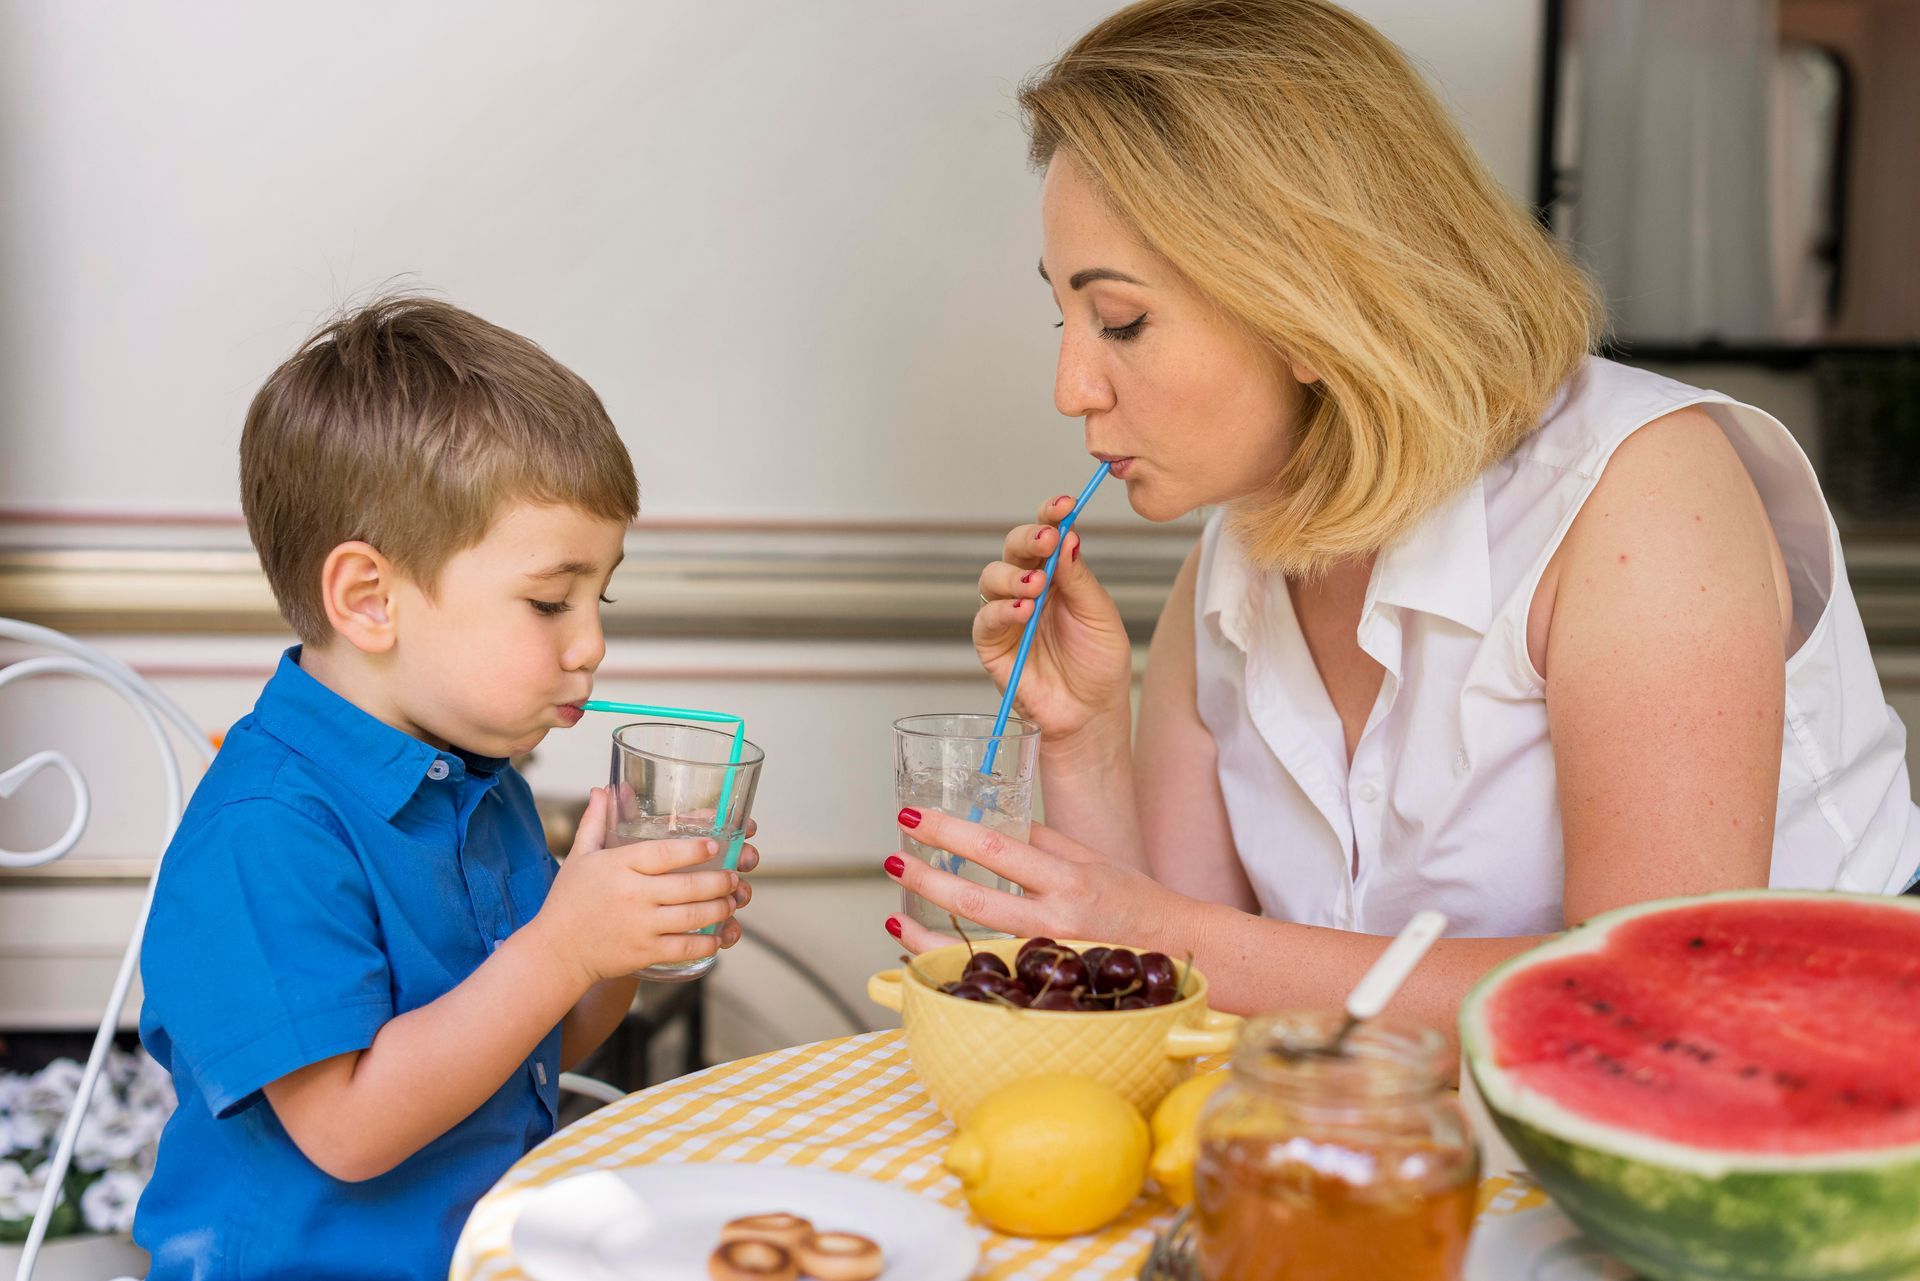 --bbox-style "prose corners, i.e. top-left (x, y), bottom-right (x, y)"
top-left (531, 788), bottom-right (741, 986)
